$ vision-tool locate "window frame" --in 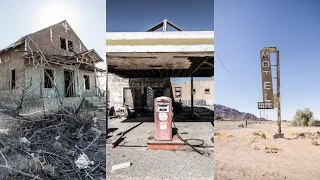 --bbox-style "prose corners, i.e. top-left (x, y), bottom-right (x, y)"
top-left (205, 88), bottom-right (210, 94)
top-left (174, 87), bottom-right (182, 98)
top-left (44, 68), bottom-right (55, 89)
top-left (84, 74), bottom-right (90, 90)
